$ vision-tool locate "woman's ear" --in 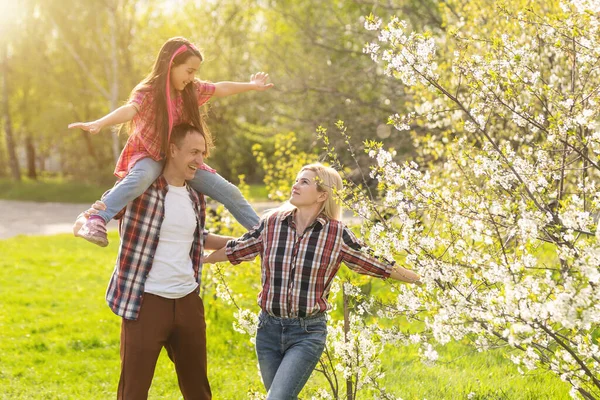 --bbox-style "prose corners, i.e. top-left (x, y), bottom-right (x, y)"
top-left (318, 191), bottom-right (329, 203)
